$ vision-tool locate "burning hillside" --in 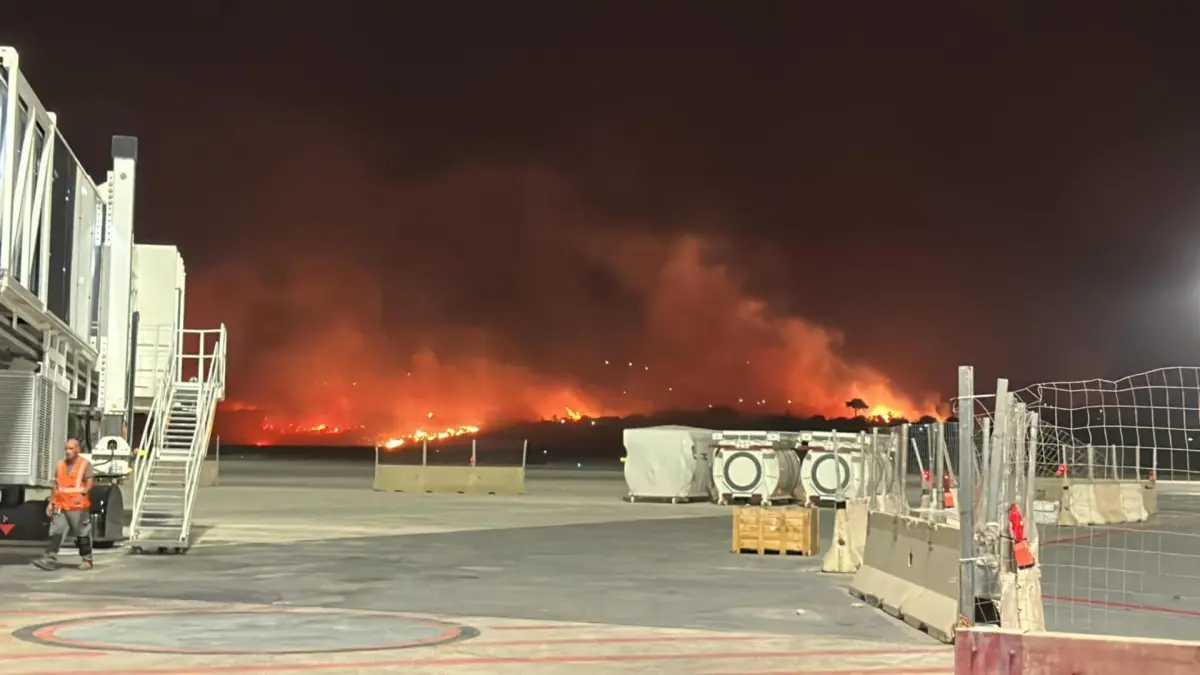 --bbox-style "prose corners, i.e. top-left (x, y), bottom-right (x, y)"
top-left (193, 168), bottom-right (937, 446)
